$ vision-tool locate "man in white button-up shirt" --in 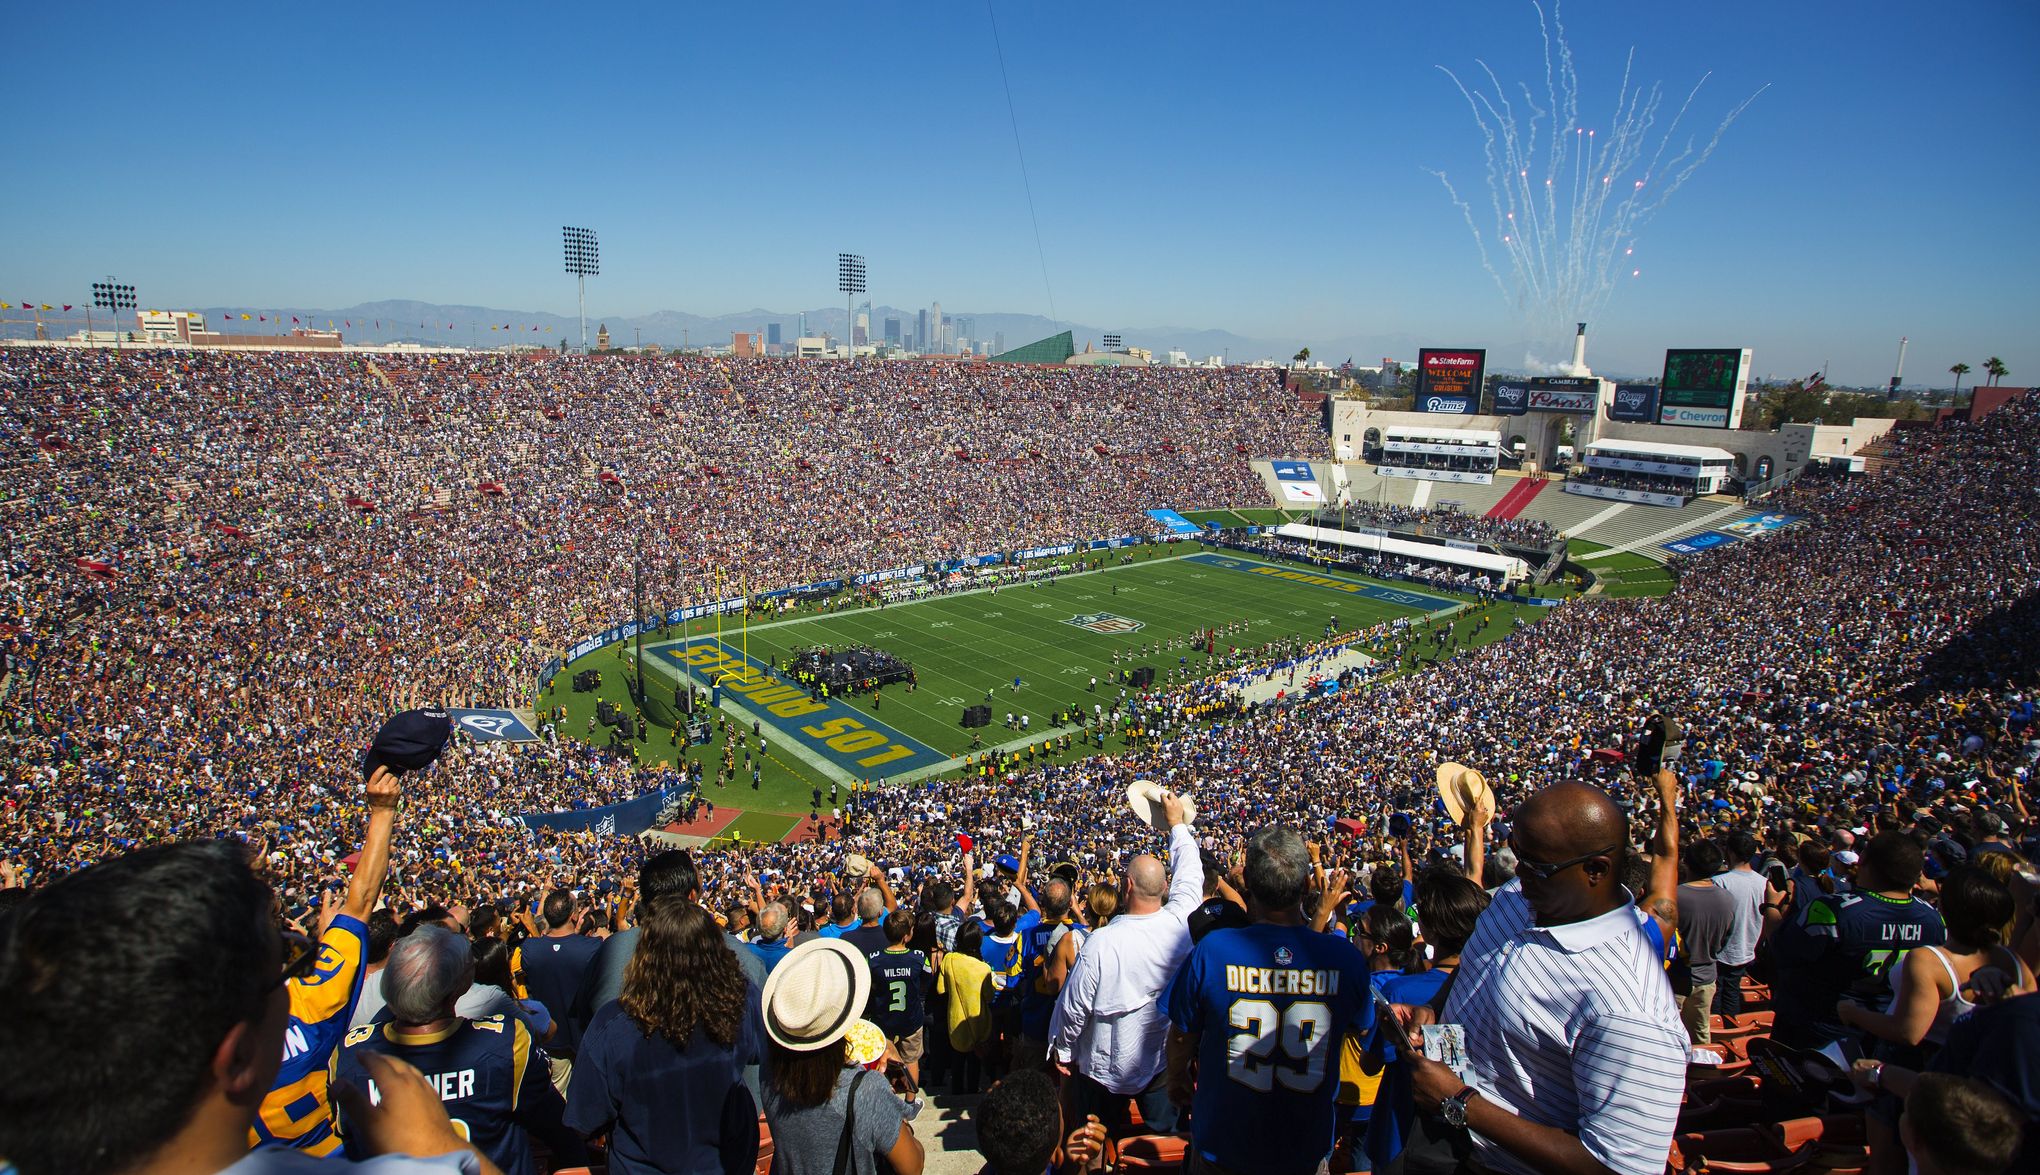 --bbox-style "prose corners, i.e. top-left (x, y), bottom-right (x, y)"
top-left (1048, 789), bottom-right (1203, 1134)
top-left (1400, 780), bottom-right (1687, 1175)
